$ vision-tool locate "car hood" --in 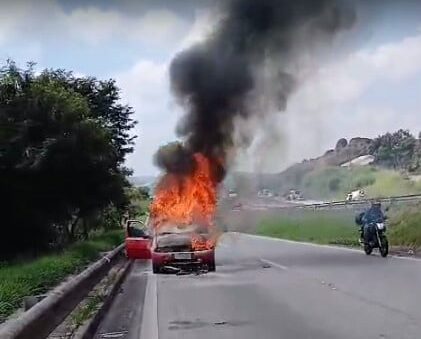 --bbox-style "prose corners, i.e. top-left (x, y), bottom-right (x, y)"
top-left (156, 233), bottom-right (192, 248)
